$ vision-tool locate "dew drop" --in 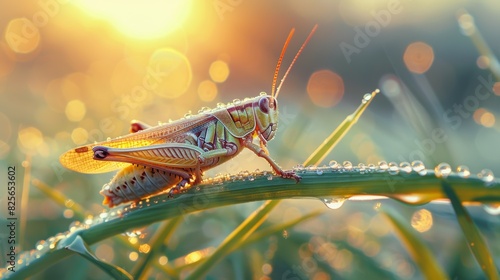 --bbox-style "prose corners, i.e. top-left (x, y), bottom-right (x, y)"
top-left (411, 160), bottom-right (427, 175)
top-left (378, 161), bottom-right (388, 172)
top-left (199, 107), bottom-right (211, 113)
top-left (307, 165), bottom-right (317, 172)
top-left (483, 203), bottom-right (500, 215)
top-left (399, 162), bottom-right (411, 173)
top-left (456, 165), bottom-right (470, 178)
top-left (434, 163), bottom-right (451, 178)
top-left (216, 102), bottom-right (225, 108)
top-left (99, 212), bottom-right (109, 220)
top-left (35, 240), bottom-right (46, 251)
top-left (316, 169), bottom-right (324, 175)
top-left (321, 197), bottom-right (347, 210)
top-left (388, 162), bottom-right (399, 175)
top-left (478, 169), bottom-right (495, 183)
top-left (358, 163), bottom-right (366, 174)
top-left (329, 160), bottom-right (339, 170)
top-left (259, 92), bottom-right (267, 96)
top-left (125, 230), bottom-right (142, 238)
top-left (295, 164), bottom-right (305, 171)
top-left (106, 137), bottom-right (111, 141)
top-left (367, 164), bottom-right (376, 173)
top-left (233, 98), bottom-right (241, 104)
top-left (69, 221), bottom-right (82, 232)
top-left (362, 93), bottom-right (372, 103)
top-left (267, 174), bottom-right (273, 180)
top-left (84, 217), bottom-right (94, 226)
top-left (248, 175), bottom-right (255, 181)
top-left (343, 161), bottom-right (352, 171)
